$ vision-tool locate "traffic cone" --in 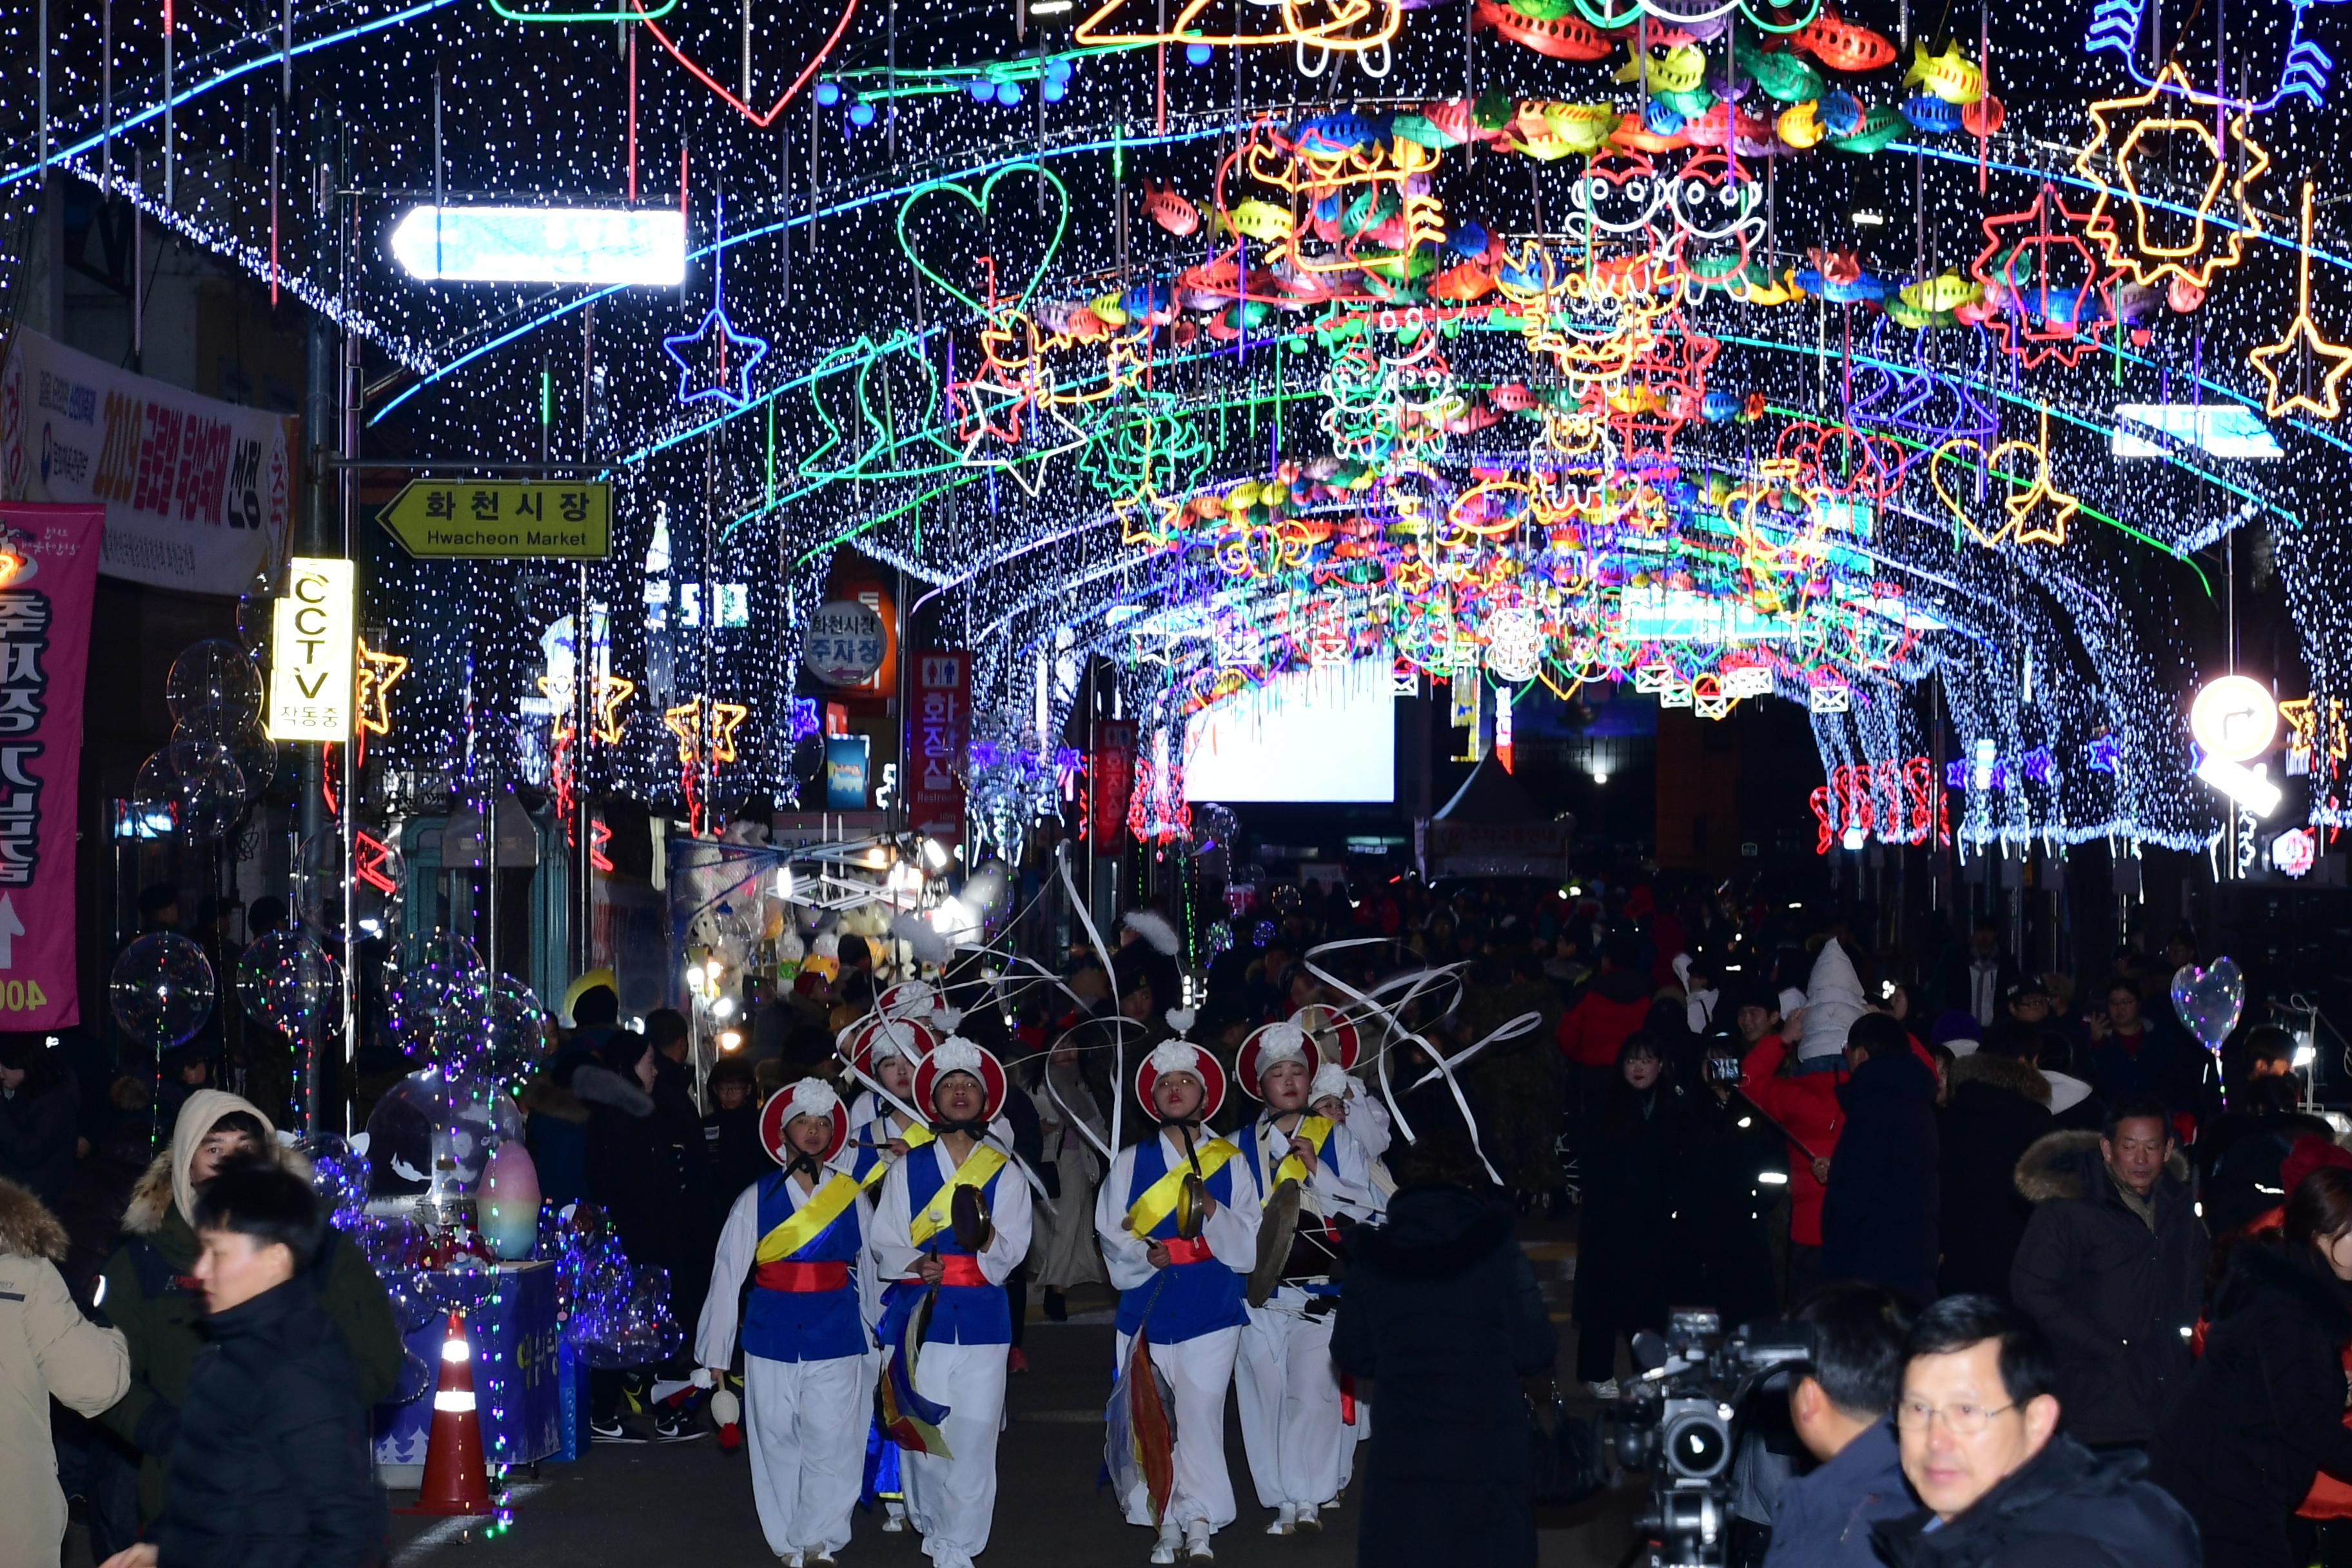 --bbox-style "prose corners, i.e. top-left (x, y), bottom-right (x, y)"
top-left (408, 1310), bottom-right (493, 1516)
